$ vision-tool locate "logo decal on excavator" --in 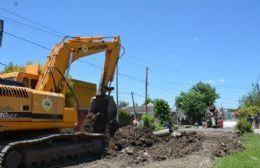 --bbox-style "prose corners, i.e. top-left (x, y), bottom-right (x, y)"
top-left (42, 97), bottom-right (53, 112)
top-left (0, 106), bottom-right (17, 119)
